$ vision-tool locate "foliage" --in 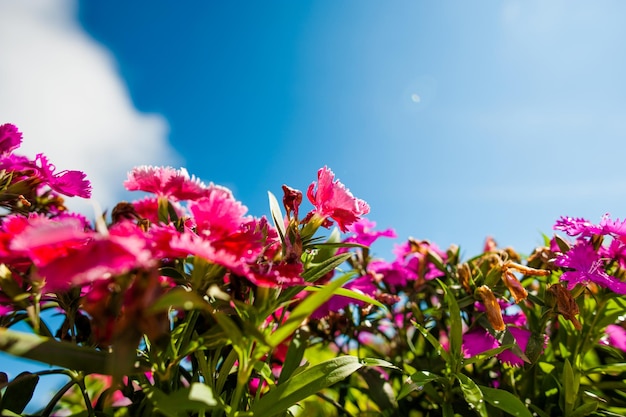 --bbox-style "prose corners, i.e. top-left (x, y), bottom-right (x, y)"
top-left (1, 123), bottom-right (626, 417)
